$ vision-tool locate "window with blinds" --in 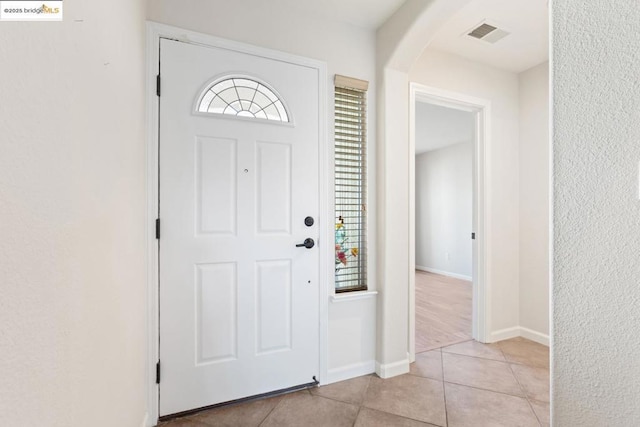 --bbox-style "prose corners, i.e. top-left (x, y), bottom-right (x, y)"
top-left (334, 75), bottom-right (368, 293)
